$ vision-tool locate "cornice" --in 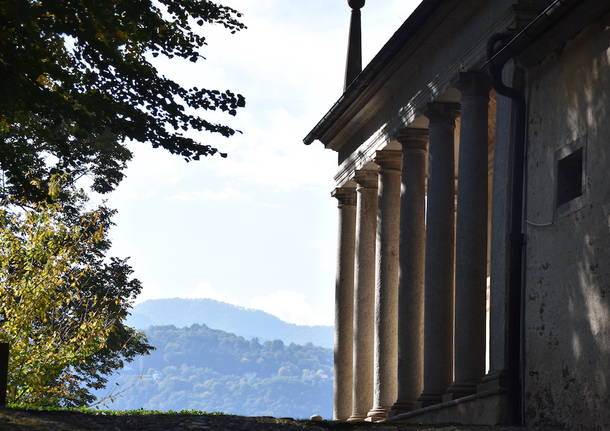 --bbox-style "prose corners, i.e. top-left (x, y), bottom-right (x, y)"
top-left (304, 0), bottom-right (518, 156)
